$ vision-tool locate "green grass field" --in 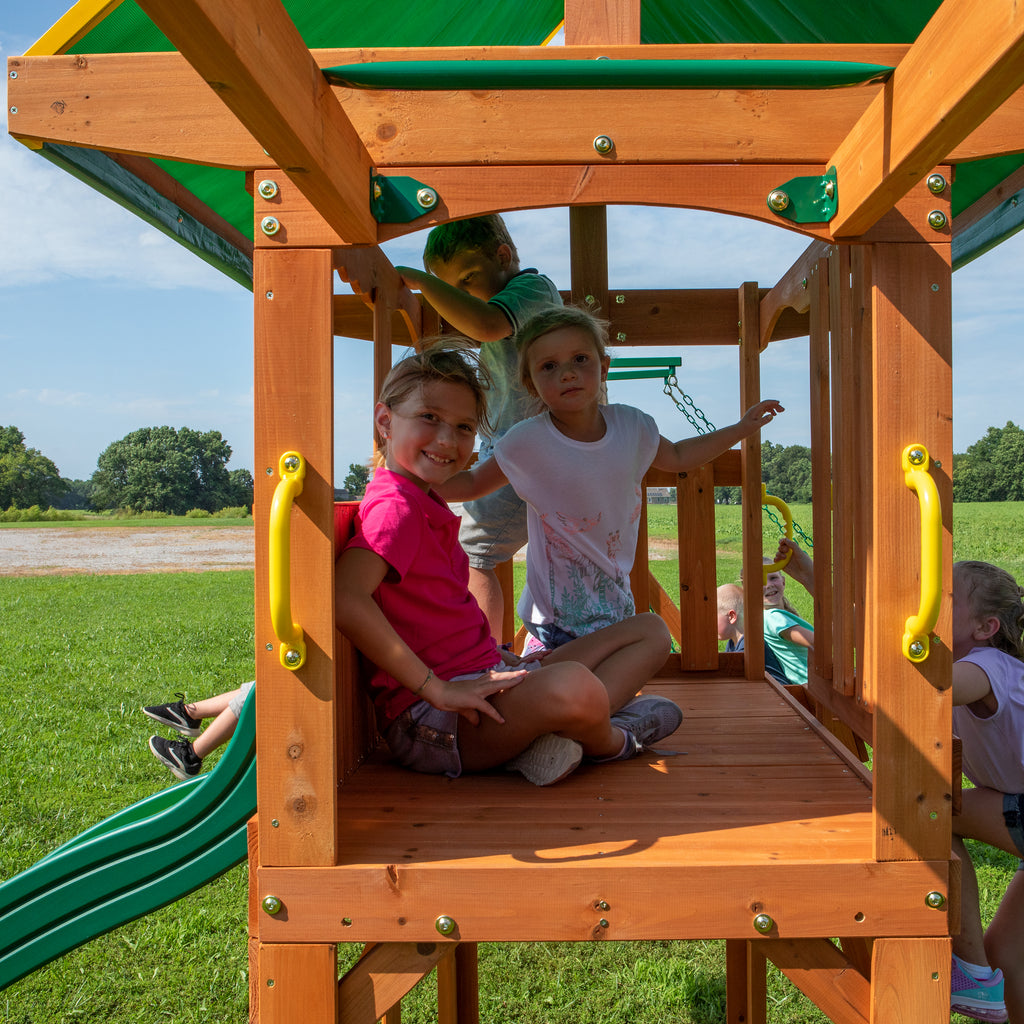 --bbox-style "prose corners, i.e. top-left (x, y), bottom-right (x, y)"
top-left (0, 503), bottom-right (1019, 1022)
